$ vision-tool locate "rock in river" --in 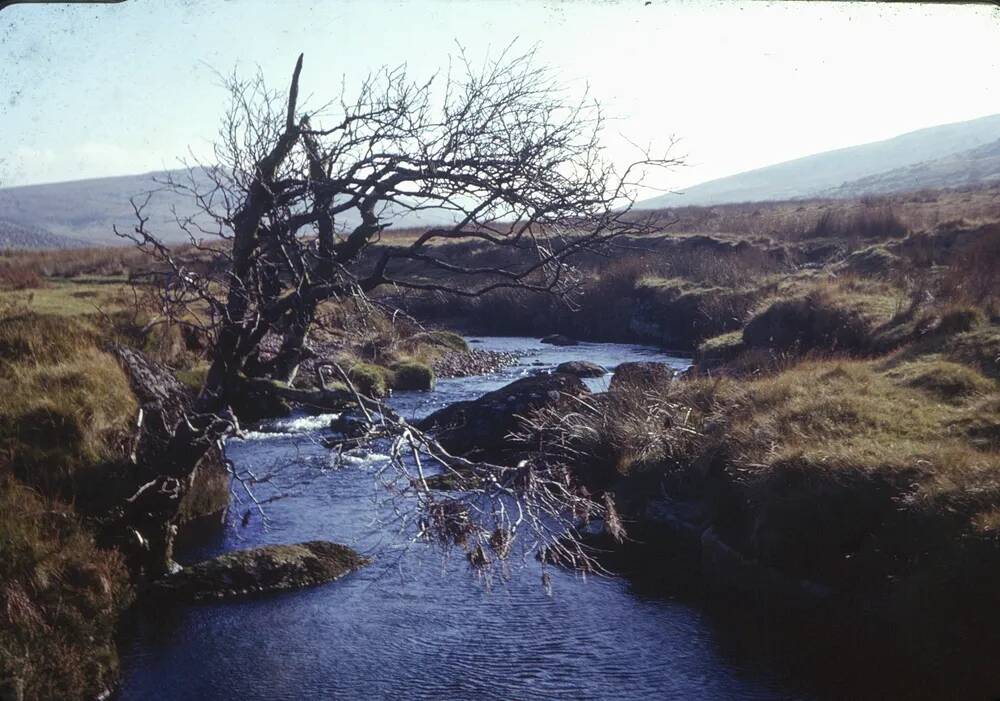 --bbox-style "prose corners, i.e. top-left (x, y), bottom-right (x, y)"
top-left (540, 333), bottom-right (579, 346)
top-left (555, 360), bottom-right (607, 378)
top-left (417, 372), bottom-right (590, 463)
top-left (609, 361), bottom-right (675, 392)
top-left (150, 541), bottom-right (369, 602)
